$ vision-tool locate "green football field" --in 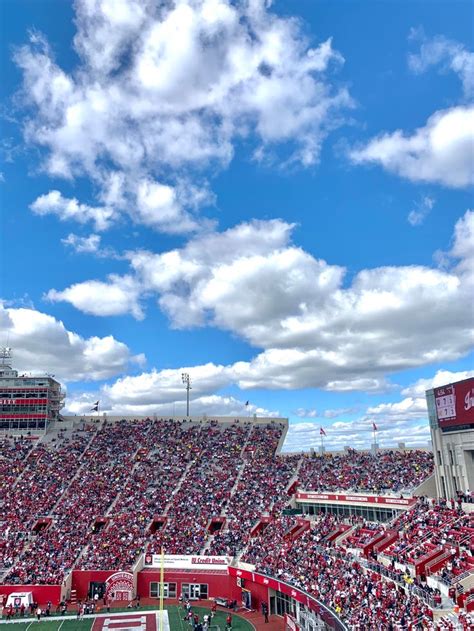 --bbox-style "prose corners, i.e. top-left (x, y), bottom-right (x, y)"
top-left (0, 605), bottom-right (254, 631)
